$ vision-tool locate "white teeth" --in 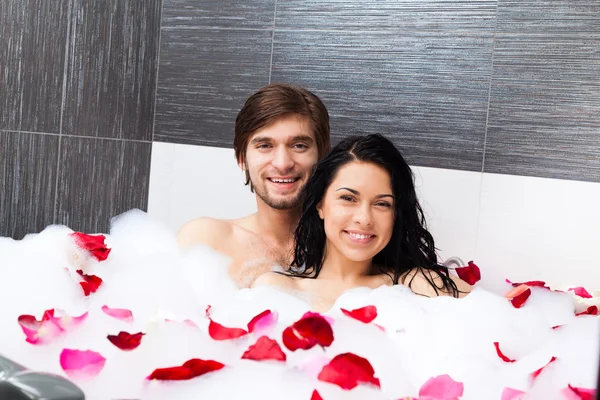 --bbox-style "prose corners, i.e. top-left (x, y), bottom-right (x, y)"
top-left (271, 178), bottom-right (295, 183)
top-left (348, 232), bottom-right (372, 240)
